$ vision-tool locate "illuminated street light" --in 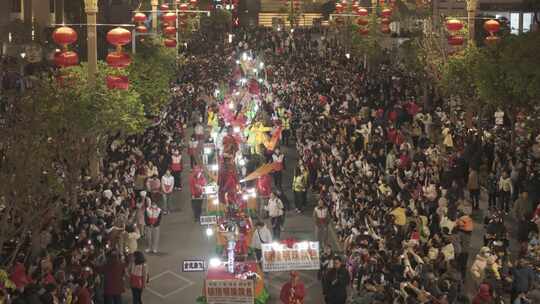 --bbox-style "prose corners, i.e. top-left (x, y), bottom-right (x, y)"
top-left (209, 258), bottom-right (221, 267)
